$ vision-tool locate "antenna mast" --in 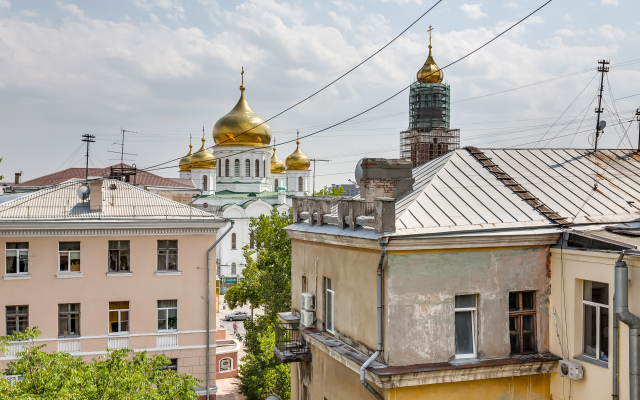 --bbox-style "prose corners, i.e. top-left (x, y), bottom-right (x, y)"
top-left (594, 59), bottom-right (610, 152)
top-left (81, 134), bottom-right (96, 184)
top-left (310, 159), bottom-right (331, 195)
